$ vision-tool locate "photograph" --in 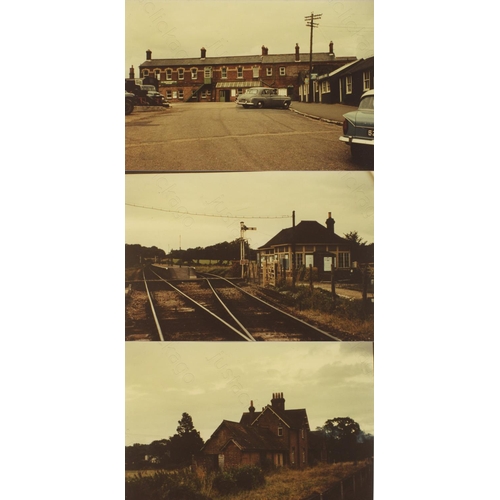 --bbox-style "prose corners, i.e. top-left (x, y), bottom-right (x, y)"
top-left (125, 171), bottom-right (374, 341)
top-left (125, 341), bottom-right (374, 499)
top-left (125, 0), bottom-right (374, 170)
